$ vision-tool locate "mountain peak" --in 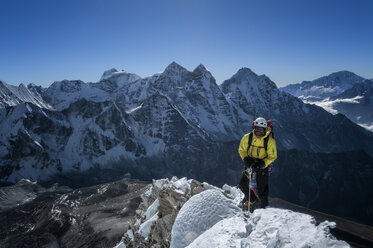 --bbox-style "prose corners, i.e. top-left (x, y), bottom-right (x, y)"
top-left (235, 67), bottom-right (259, 78)
top-left (228, 68), bottom-right (269, 86)
top-left (193, 64), bottom-right (207, 73)
top-left (193, 64), bottom-right (215, 81)
top-left (221, 67), bottom-right (277, 97)
top-left (163, 62), bottom-right (188, 75)
top-left (281, 70), bottom-right (367, 102)
top-left (0, 80), bottom-right (10, 89)
top-left (302, 70), bottom-right (364, 86)
top-left (100, 68), bottom-right (119, 81)
top-left (328, 70), bottom-right (358, 78)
